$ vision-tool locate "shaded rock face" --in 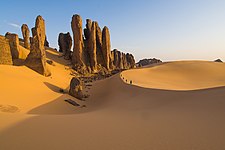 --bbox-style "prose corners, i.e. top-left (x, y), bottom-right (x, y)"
top-left (84, 19), bottom-right (92, 41)
top-left (5, 32), bottom-right (20, 59)
top-left (69, 77), bottom-right (83, 100)
top-left (44, 35), bottom-right (49, 47)
top-left (136, 58), bottom-right (162, 67)
top-left (126, 53), bottom-right (136, 69)
top-left (111, 49), bottom-right (136, 69)
top-left (58, 32), bottom-right (72, 60)
top-left (102, 26), bottom-right (111, 70)
top-left (71, 14), bottom-right (84, 66)
top-left (96, 22), bottom-right (104, 66)
top-left (0, 35), bottom-right (13, 65)
top-left (21, 24), bottom-right (30, 49)
top-left (89, 21), bottom-right (97, 72)
top-left (25, 15), bottom-right (51, 77)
